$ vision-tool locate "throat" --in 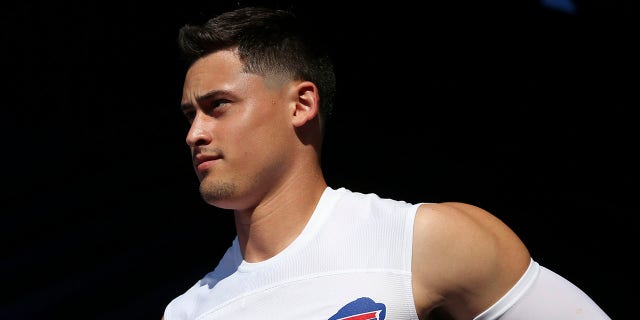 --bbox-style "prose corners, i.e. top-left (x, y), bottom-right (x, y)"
top-left (235, 209), bottom-right (312, 263)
